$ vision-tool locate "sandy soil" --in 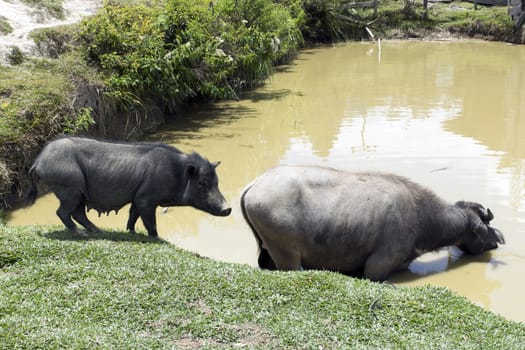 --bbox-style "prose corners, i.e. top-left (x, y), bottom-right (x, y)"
top-left (0, 0), bottom-right (102, 58)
